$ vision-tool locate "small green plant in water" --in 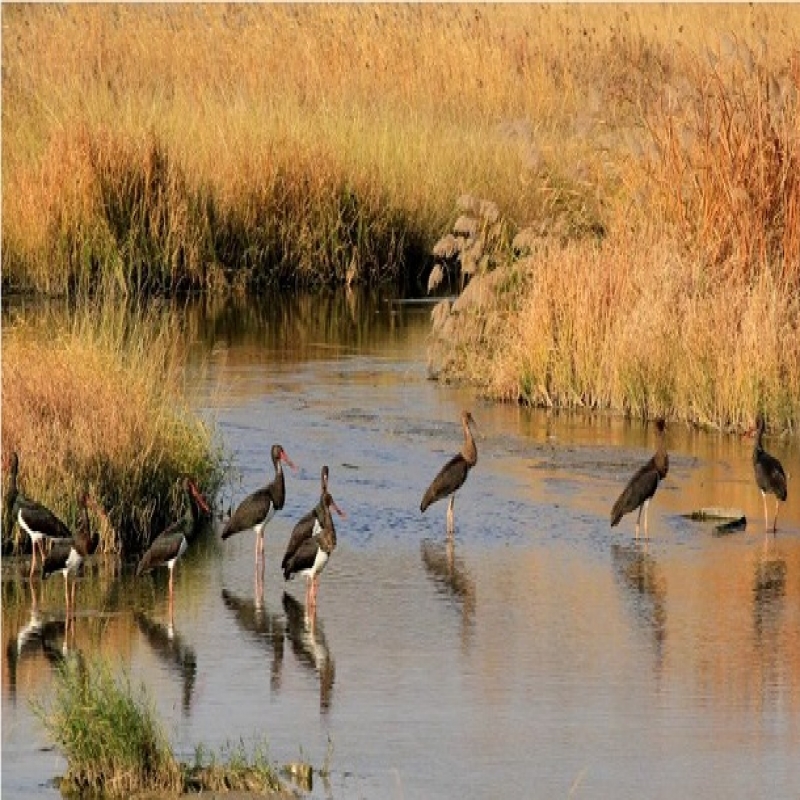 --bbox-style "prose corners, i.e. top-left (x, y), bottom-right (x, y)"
top-left (33, 656), bottom-right (182, 797)
top-left (35, 657), bottom-right (288, 796)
